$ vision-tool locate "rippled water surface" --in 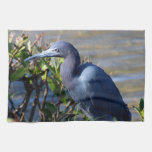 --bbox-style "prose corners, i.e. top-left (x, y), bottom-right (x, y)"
top-left (10, 30), bottom-right (145, 121)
